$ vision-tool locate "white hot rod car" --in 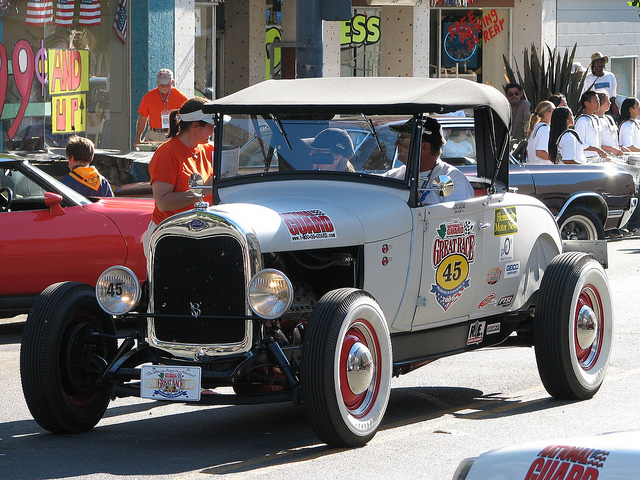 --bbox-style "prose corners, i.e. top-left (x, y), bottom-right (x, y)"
top-left (21, 78), bottom-right (612, 448)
